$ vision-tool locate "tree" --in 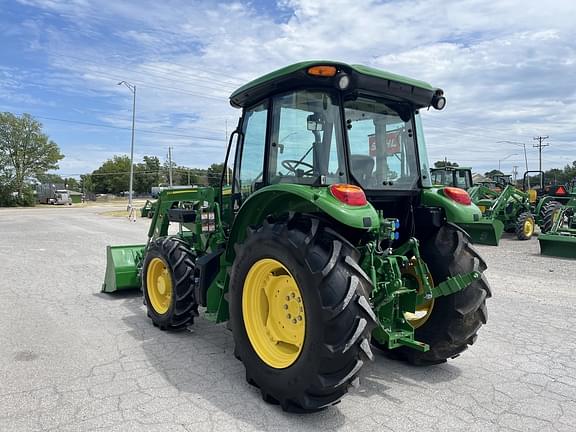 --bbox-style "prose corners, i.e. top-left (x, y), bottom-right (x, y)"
top-left (0, 113), bottom-right (64, 198)
top-left (207, 163), bottom-right (230, 187)
top-left (134, 156), bottom-right (161, 193)
top-left (434, 160), bottom-right (459, 168)
top-left (65, 177), bottom-right (80, 191)
top-left (80, 174), bottom-right (94, 194)
top-left (91, 155), bottom-right (131, 194)
top-left (36, 173), bottom-right (65, 186)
